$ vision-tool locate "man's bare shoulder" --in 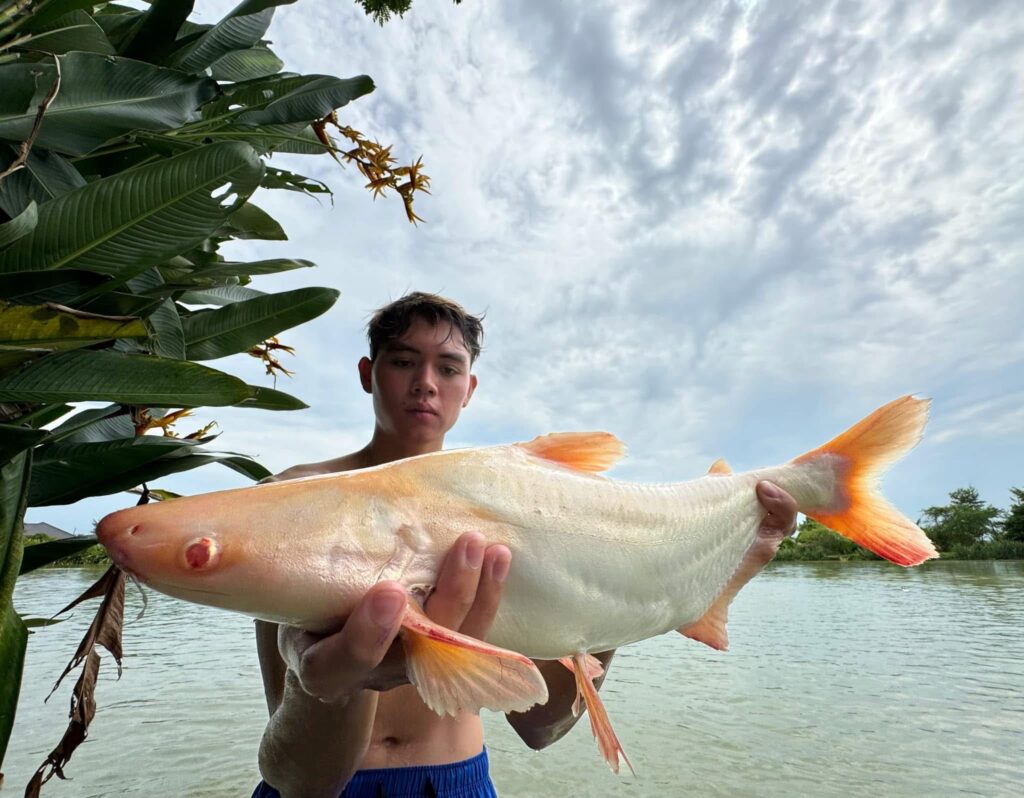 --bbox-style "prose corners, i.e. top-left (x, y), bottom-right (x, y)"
top-left (260, 451), bottom-right (368, 483)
